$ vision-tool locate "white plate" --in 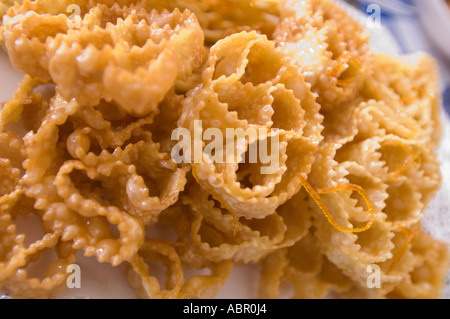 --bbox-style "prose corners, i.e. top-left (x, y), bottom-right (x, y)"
top-left (414, 0), bottom-right (450, 60)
